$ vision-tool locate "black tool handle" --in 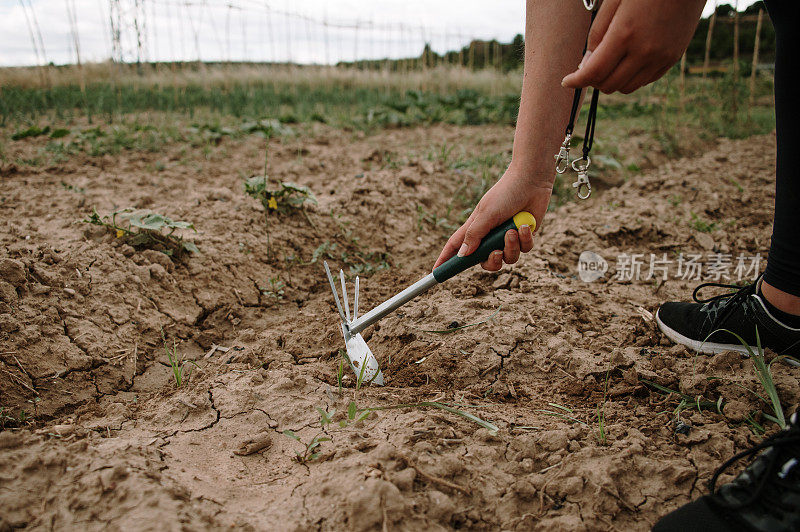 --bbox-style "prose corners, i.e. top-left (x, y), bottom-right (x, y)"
top-left (432, 211), bottom-right (535, 283)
